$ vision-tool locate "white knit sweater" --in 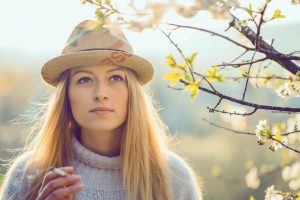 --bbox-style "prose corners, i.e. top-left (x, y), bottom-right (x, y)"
top-left (0, 136), bottom-right (202, 200)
